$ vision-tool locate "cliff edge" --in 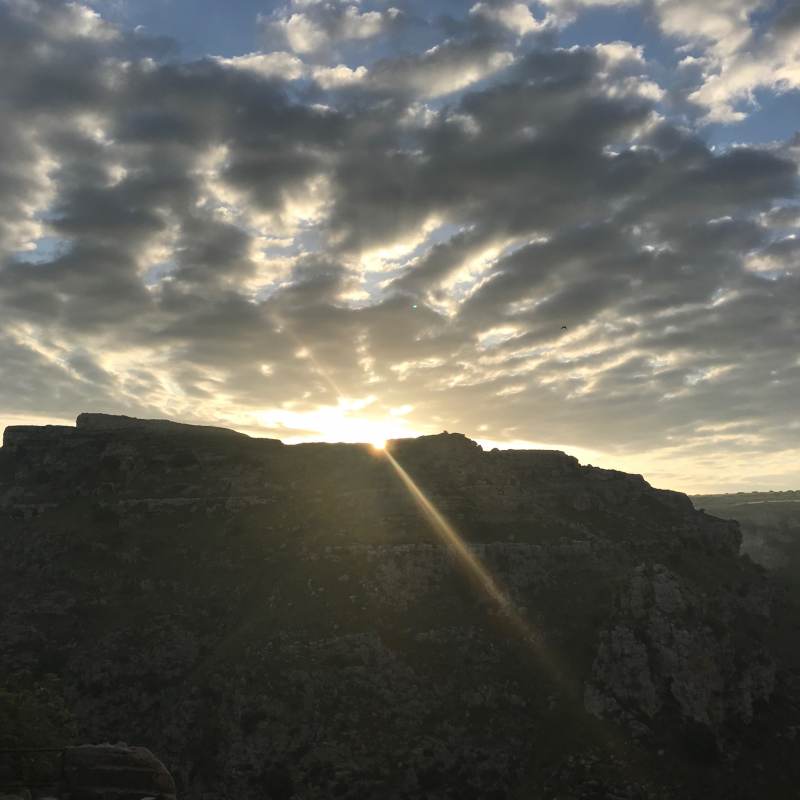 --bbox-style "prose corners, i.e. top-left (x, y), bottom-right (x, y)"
top-left (0, 414), bottom-right (796, 799)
